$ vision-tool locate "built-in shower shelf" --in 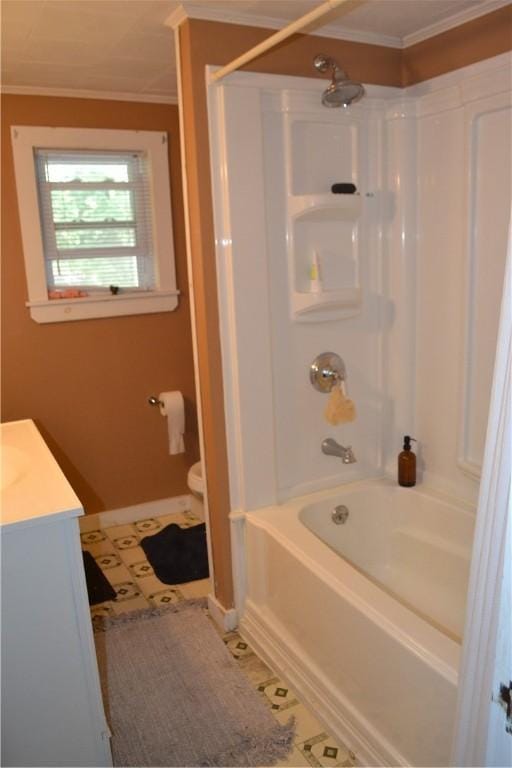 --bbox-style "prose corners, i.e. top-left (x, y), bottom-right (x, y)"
top-left (292, 287), bottom-right (361, 321)
top-left (289, 194), bottom-right (362, 222)
top-left (285, 116), bottom-right (363, 322)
